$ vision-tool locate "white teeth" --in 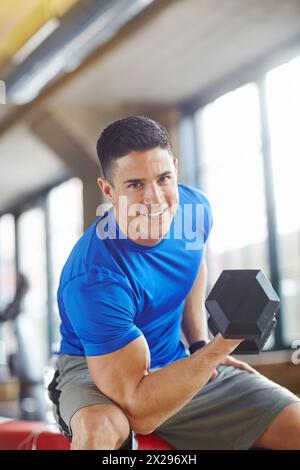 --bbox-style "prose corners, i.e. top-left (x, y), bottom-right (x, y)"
top-left (139, 207), bottom-right (168, 217)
